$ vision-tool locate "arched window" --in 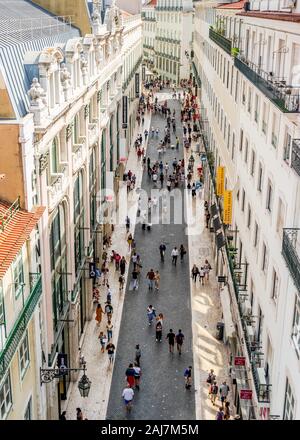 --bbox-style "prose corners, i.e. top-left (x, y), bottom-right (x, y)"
top-left (109, 117), bottom-right (114, 171)
top-left (73, 114), bottom-right (80, 144)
